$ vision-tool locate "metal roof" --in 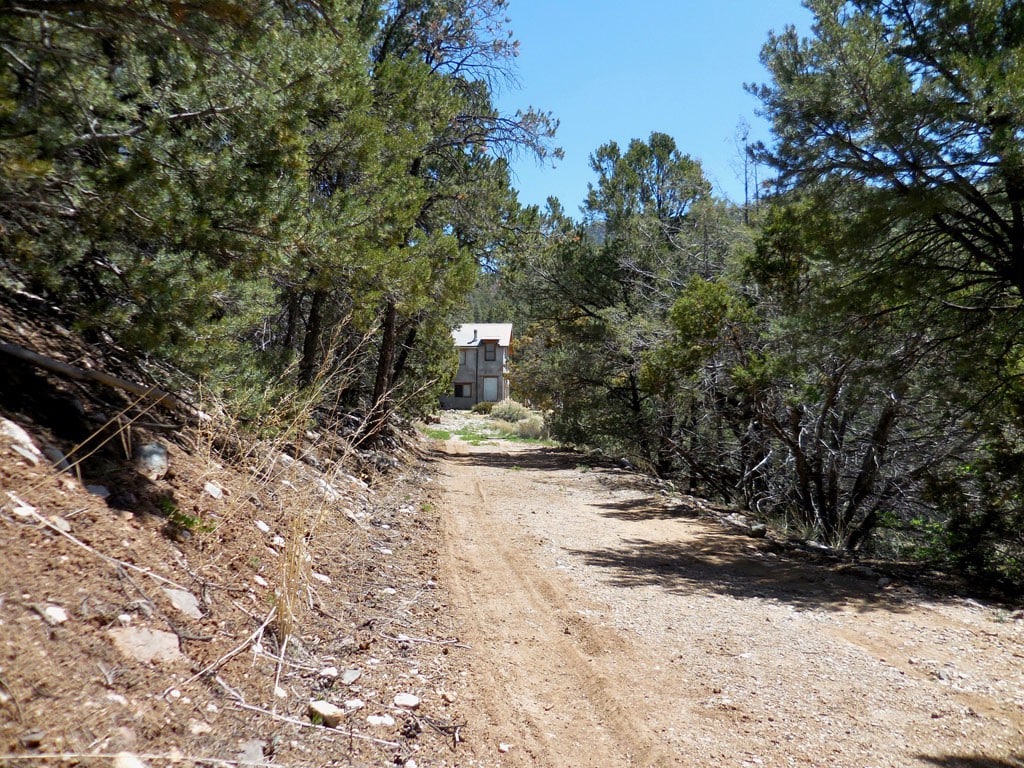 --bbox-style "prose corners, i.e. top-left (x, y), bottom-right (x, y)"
top-left (451, 323), bottom-right (513, 347)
